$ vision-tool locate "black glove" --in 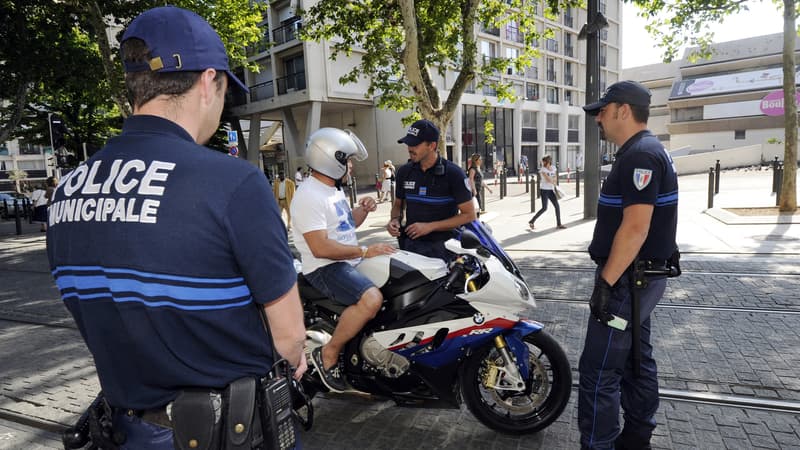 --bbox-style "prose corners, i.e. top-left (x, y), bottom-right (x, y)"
top-left (589, 277), bottom-right (615, 323)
